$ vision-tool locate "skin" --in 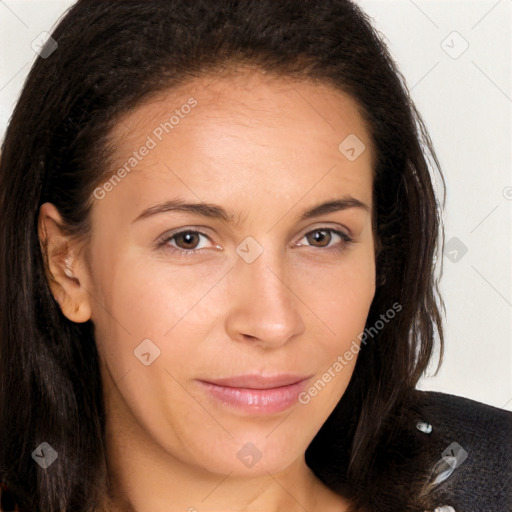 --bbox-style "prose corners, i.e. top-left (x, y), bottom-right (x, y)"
top-left (38, 67), bottom-right (376, 512)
